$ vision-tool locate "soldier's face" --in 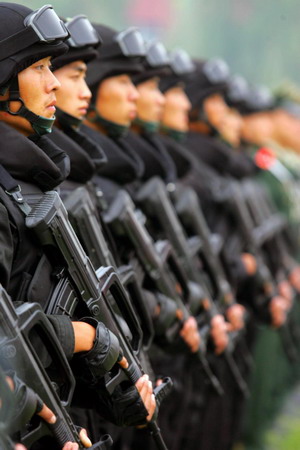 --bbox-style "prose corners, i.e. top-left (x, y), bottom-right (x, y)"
top-left (0, 57), bottom-right (60, 135)
top-left (218, 108), bottom-right (243, 147)
top-left (54, 61), bottom-right (91, 120)
top-left (241, 112), bottom-right (274, 145)
top-left (95, 74), bottom-right (139, 126)
top-left (136, 78), bottom-right (165, 123)
top-left (203, 94), bottom-right (228, 129)
top-left (161, 86), bottom-right (191, 132)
